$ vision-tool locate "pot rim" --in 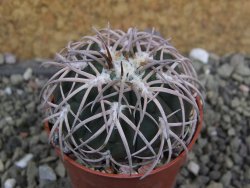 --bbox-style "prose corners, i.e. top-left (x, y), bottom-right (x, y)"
top-left (47, 97), bottom-right (203, 179)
